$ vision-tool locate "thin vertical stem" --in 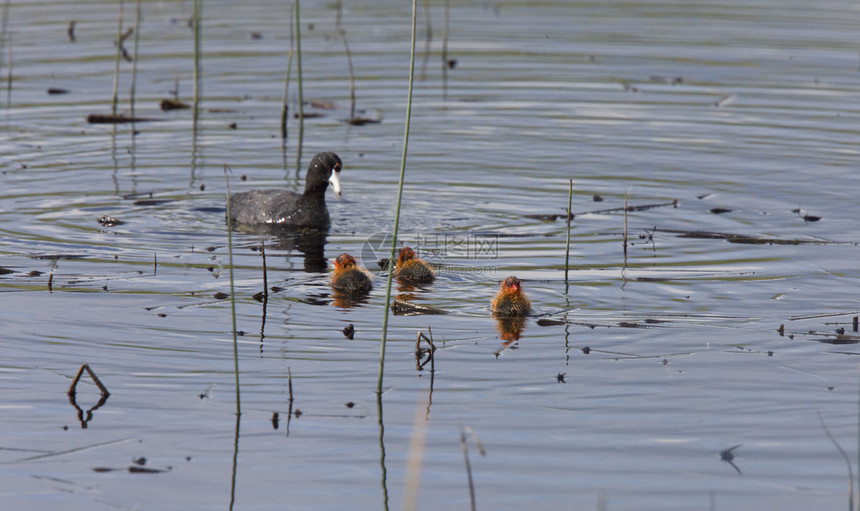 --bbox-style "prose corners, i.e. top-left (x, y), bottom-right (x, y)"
top-left (280, 3), bottom-right (295, 140)
top-left (1, 0), bottom-right (11, 108)
top-left (294, 0), bottom-right (304, 169)
top-left (224, 169), bottom-right (241, 417)
top-left (342, 31), bottom-right (356, 120)
top-left (111, 0), bottom-right (125, 116)
top-left (564, 178), bottom-right (573, 292)
top-left (441, 0), bottom-right (449, 101)
top-left (192, 0), bottom-right (201, 127)
top-left (129, 0), bottom-right (141, 118)
top-left (460, 425), bottom-right (477, 511)
top-left (377, 0), bottom-right (418, 395)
